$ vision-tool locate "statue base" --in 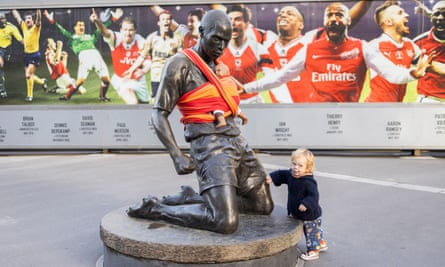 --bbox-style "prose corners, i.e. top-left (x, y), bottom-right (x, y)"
top-left (100, 206), bottom-right (303, 267)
